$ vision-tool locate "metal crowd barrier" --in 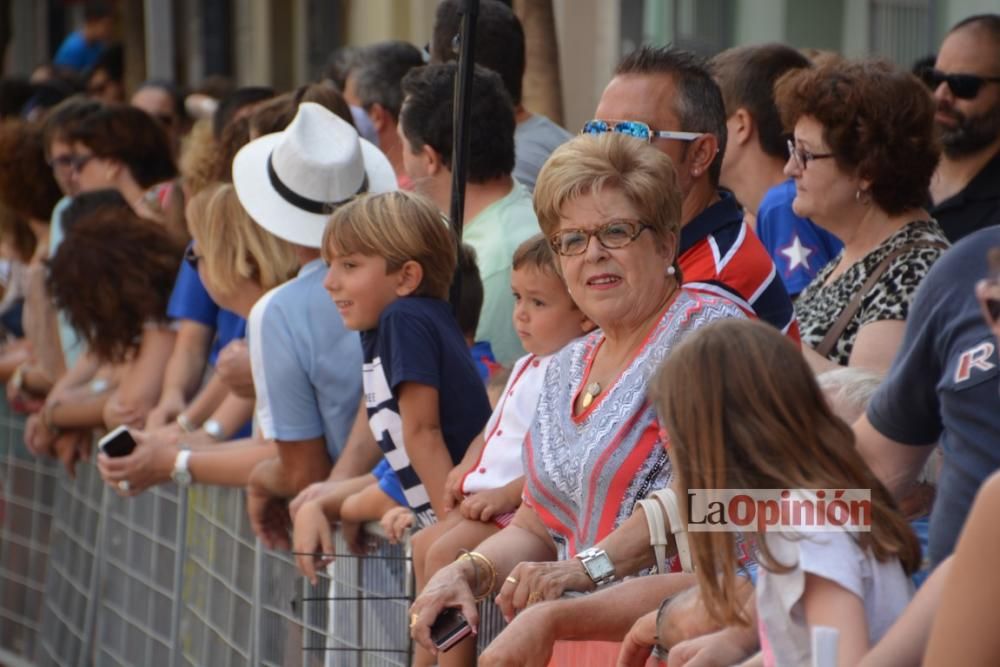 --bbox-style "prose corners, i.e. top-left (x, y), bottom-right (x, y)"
top-left (0, 401), bottom-right (60, 667)
top-left (0, 402), bottom-right (512, 667)
top-left (0, 406), bottom-right (419, 667)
